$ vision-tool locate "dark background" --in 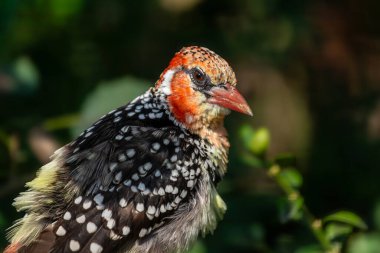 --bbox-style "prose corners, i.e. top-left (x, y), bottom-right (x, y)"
top-left (1, 0), bottom-right (380, 252)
